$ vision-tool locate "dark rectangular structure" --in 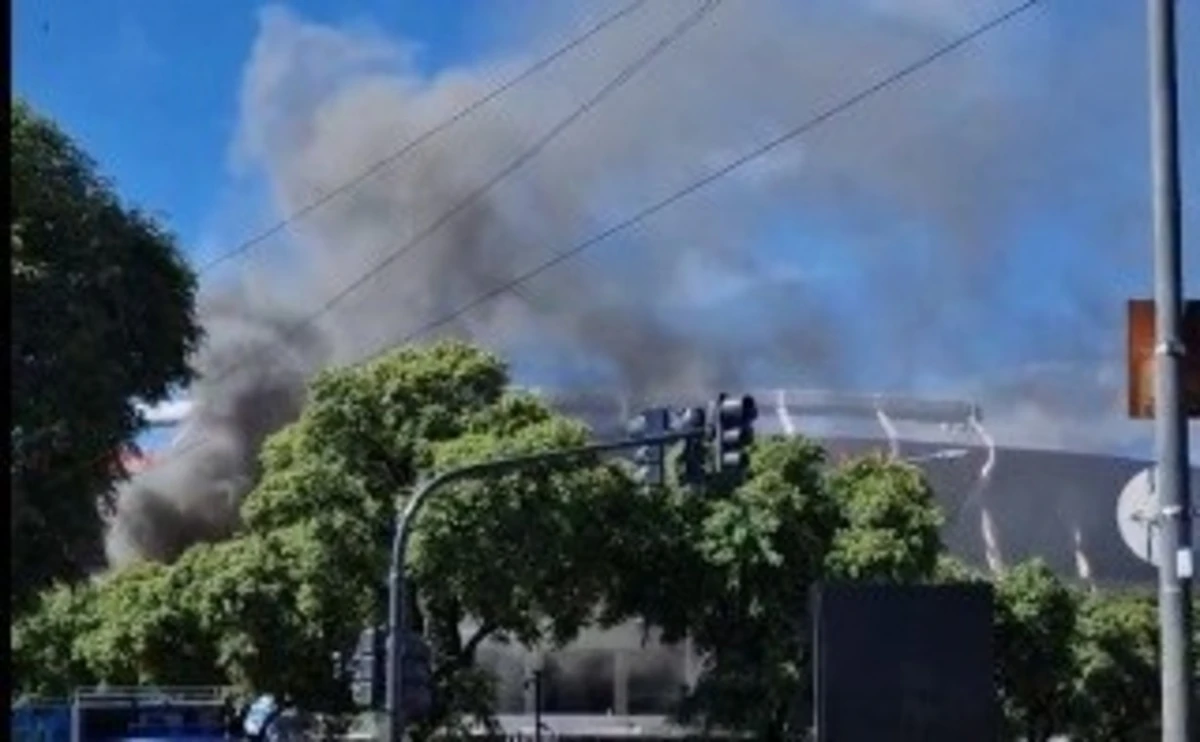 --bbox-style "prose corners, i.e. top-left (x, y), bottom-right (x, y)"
top-left (812, 583), bottom-right (997, 742)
